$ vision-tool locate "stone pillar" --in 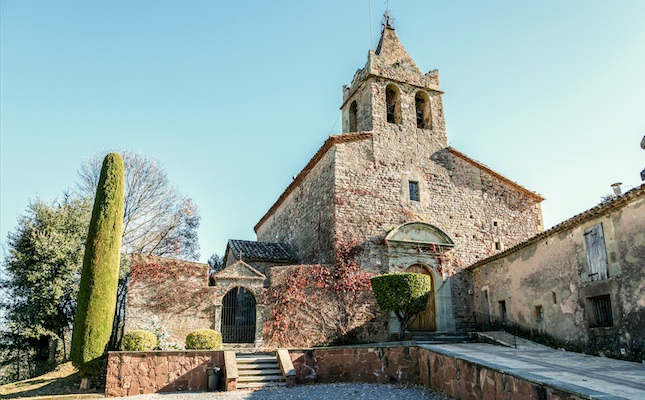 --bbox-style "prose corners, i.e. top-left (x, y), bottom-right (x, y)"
top-left (435, 277), bottom-right (456, 332)
top-left (213, 304), bottom-right (222, 333)
top-left (254, 304), bottom-right (264, 347)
